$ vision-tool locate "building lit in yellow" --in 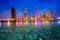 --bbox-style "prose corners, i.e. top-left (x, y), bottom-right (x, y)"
top-left (0, 8), bottom-right (58, 26)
